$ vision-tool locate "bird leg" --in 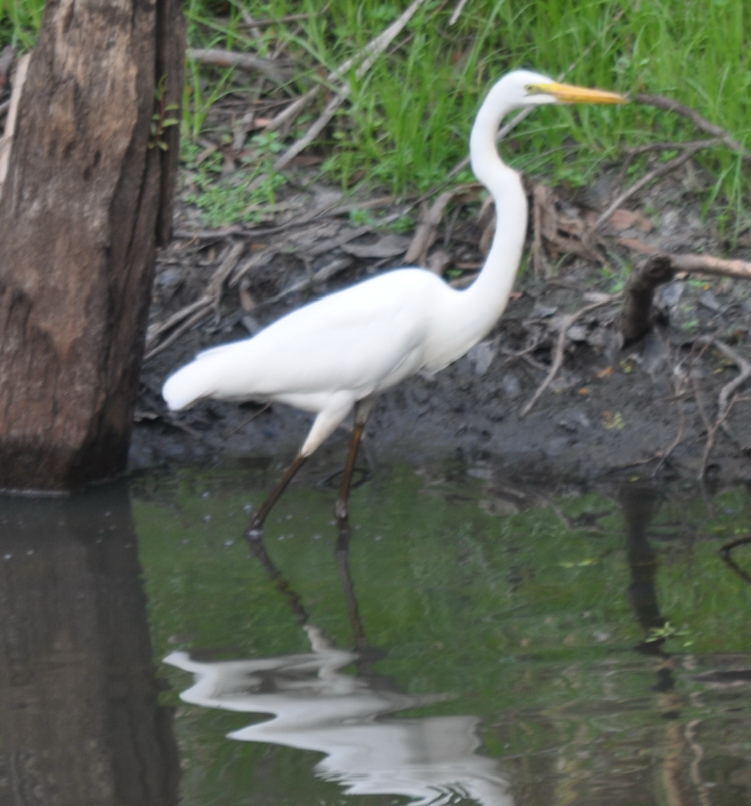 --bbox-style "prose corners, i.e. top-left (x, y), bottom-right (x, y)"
top-left (334, 401), bottom-right (372, 526)
top-left (245, 453), bottom-right (307, 538)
